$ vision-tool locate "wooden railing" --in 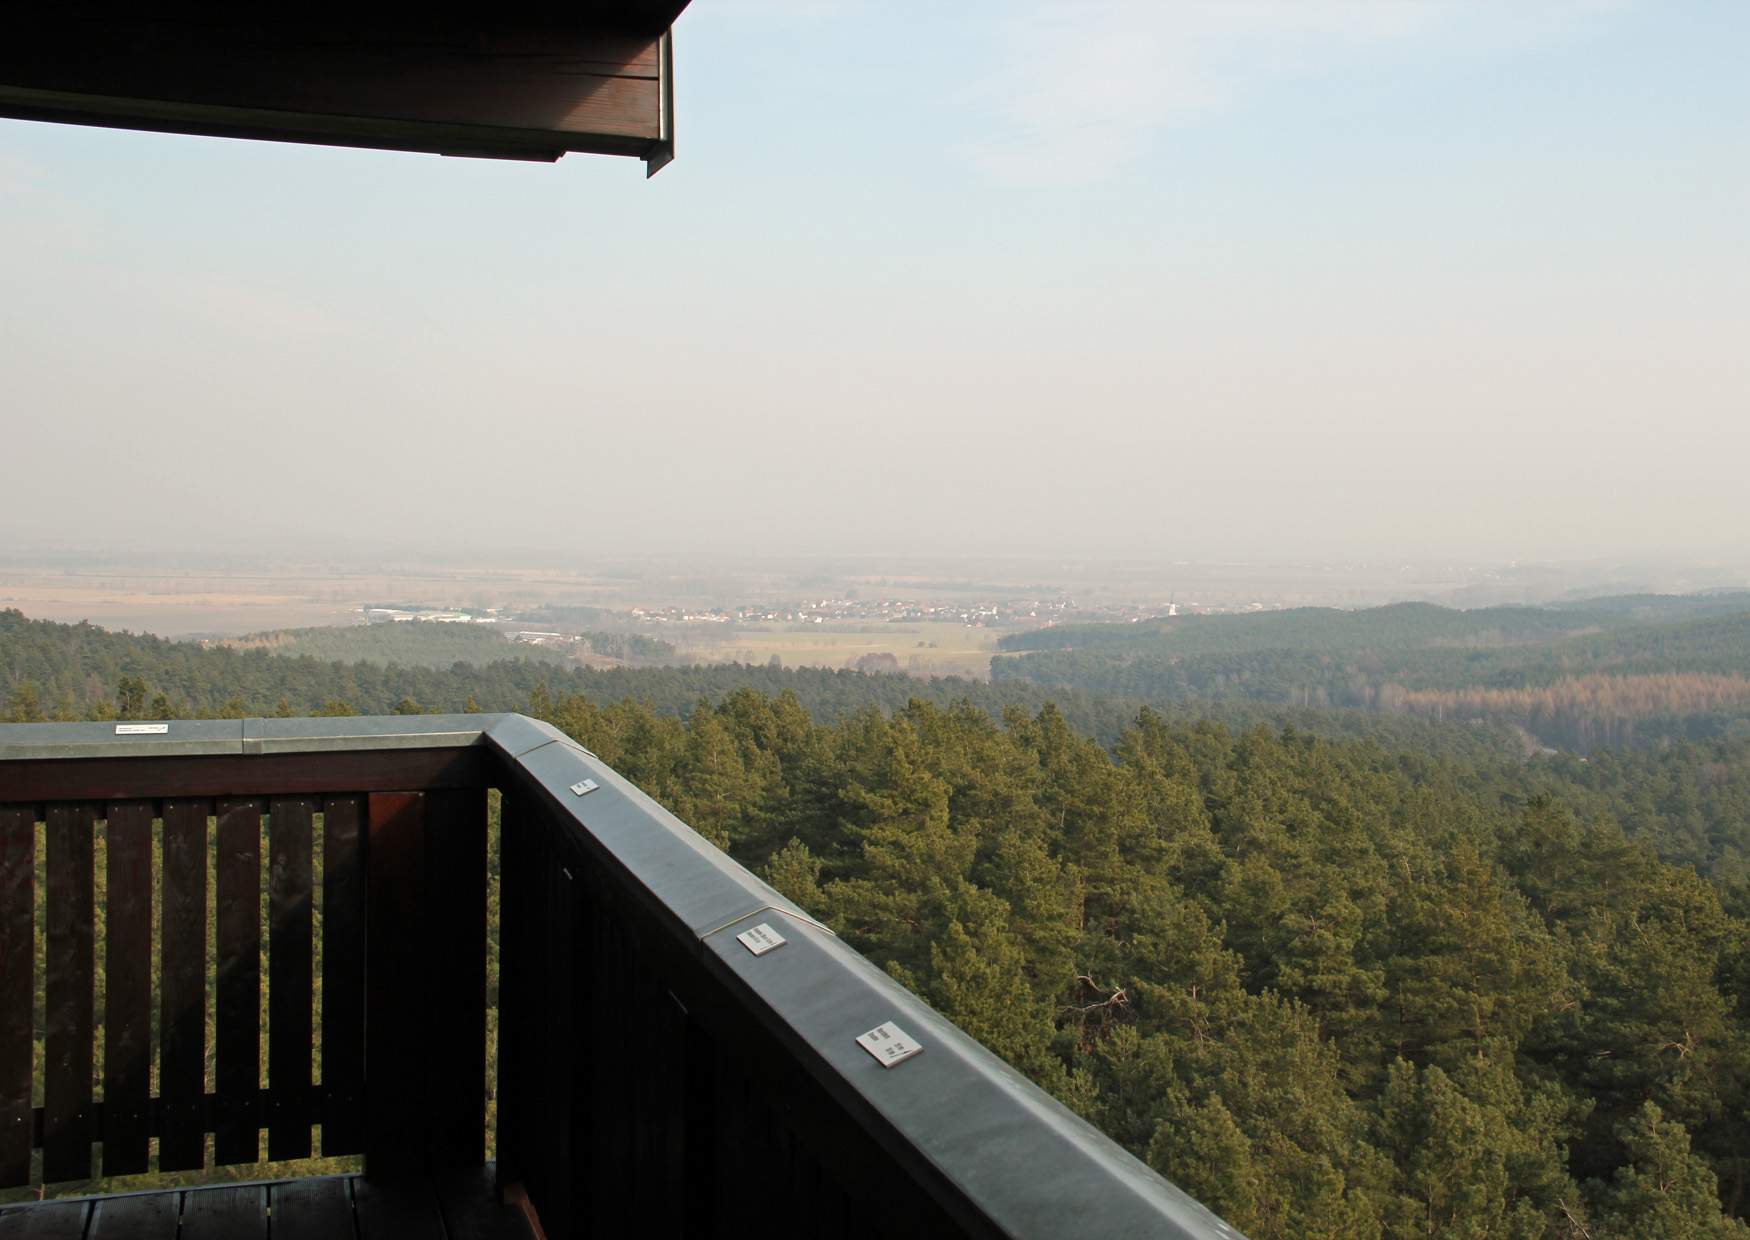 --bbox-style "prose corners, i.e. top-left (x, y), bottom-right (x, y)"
top-left (0, 726), bottom-right (494, 1191)
top-left (0, 715), bottom-right (1241, 1240)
